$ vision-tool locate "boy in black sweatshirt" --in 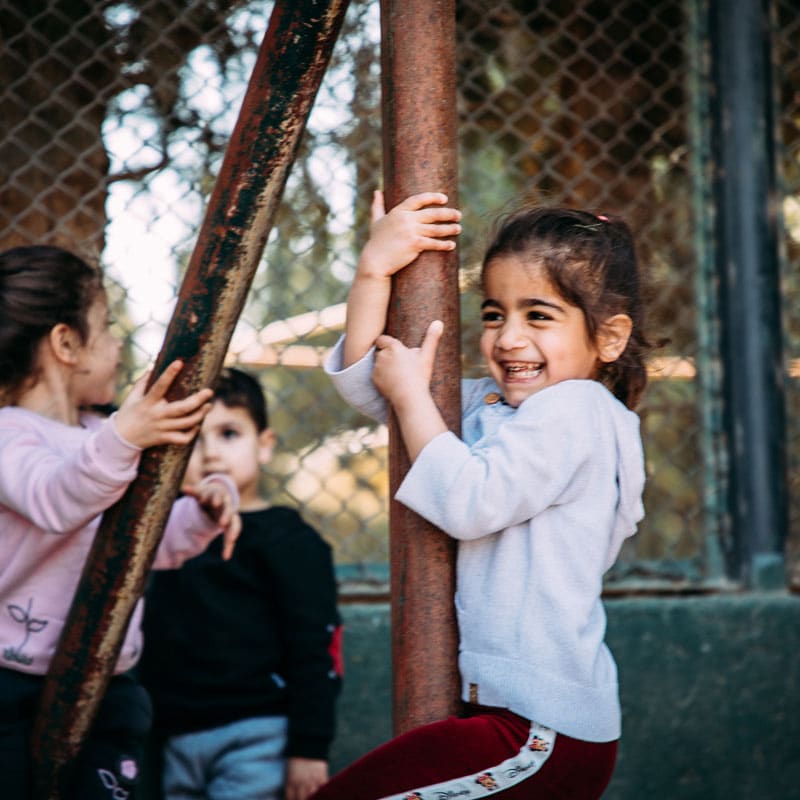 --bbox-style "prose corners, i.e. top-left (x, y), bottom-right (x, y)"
top-left (141, 368), bottom-right (342, 800)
